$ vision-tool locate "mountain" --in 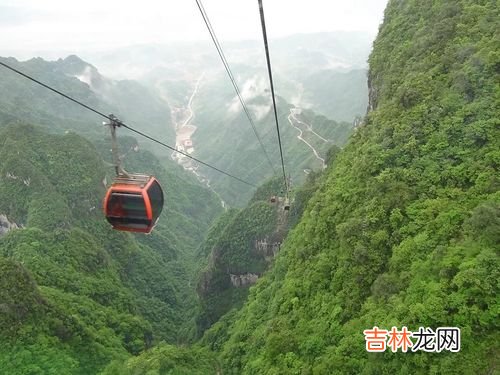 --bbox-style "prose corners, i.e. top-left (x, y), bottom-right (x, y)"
top-left (0, 56), bottom-right (224, 372)
top-left (211, 0), bottom-right (500, 373)
top-left (195, 169), bottom-right (336, 336)
top-left (195, 178), bottom-right (282, 334)
top-left (84, 32), bottom-right (372, 122)
top-left (189, 75), bottom-right (353, 205)
top-left (3, 0), bottom-right (498, 372)
top-left (105, 0), bottom-right (499, 373)
top-left (0, 55), bottom-right (175, 143)
top-left (73, 33), bottom-right (372, 206)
